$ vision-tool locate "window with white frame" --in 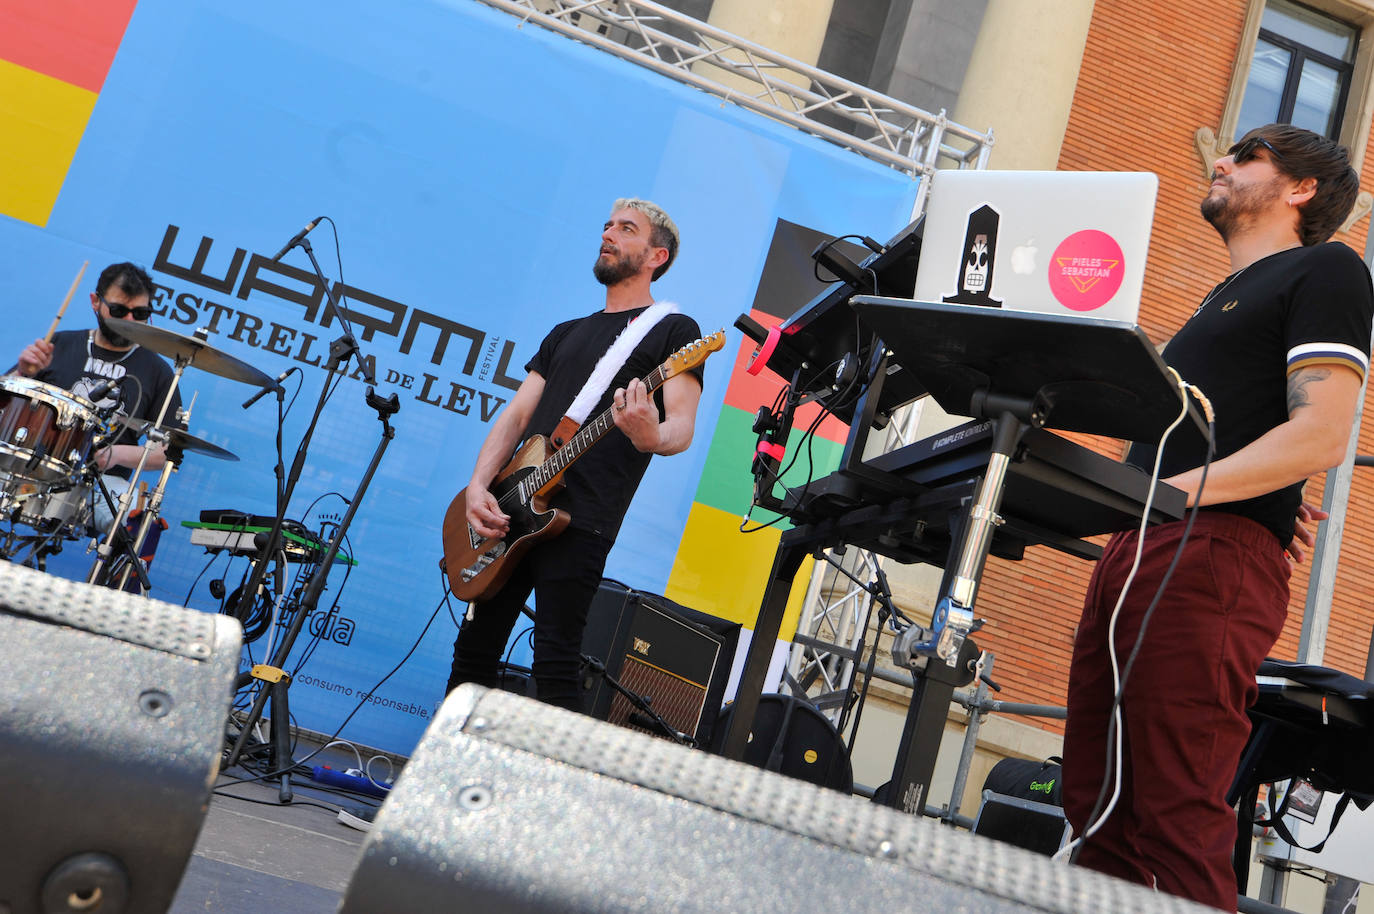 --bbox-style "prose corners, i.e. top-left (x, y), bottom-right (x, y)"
top-left (1236, 0), bottom-right (1358, 139)
top-left (1201, 0), bottom-right (1374, 226)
